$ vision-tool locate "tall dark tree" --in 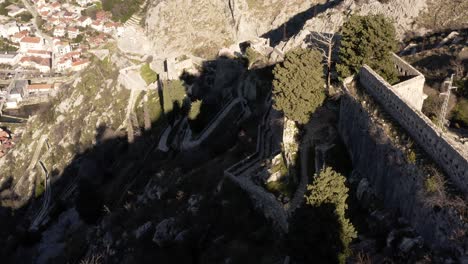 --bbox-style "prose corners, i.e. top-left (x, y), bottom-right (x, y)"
top-left (306, 167), bottom-right (357, 264)
top-left (272, 48), bottom-right (326, 125)
top-left (336, 14), bottom-right (398, 83)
